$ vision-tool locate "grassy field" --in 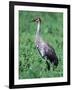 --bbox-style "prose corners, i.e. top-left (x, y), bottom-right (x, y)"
top-left (19, 11), bottom-right (63, 79)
